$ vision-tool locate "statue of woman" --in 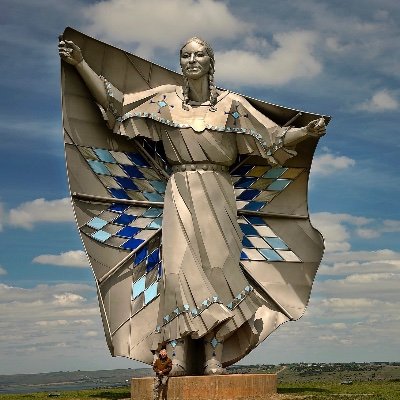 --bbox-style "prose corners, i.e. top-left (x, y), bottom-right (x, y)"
top-left (59, 34), bottom-right (326, 375)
